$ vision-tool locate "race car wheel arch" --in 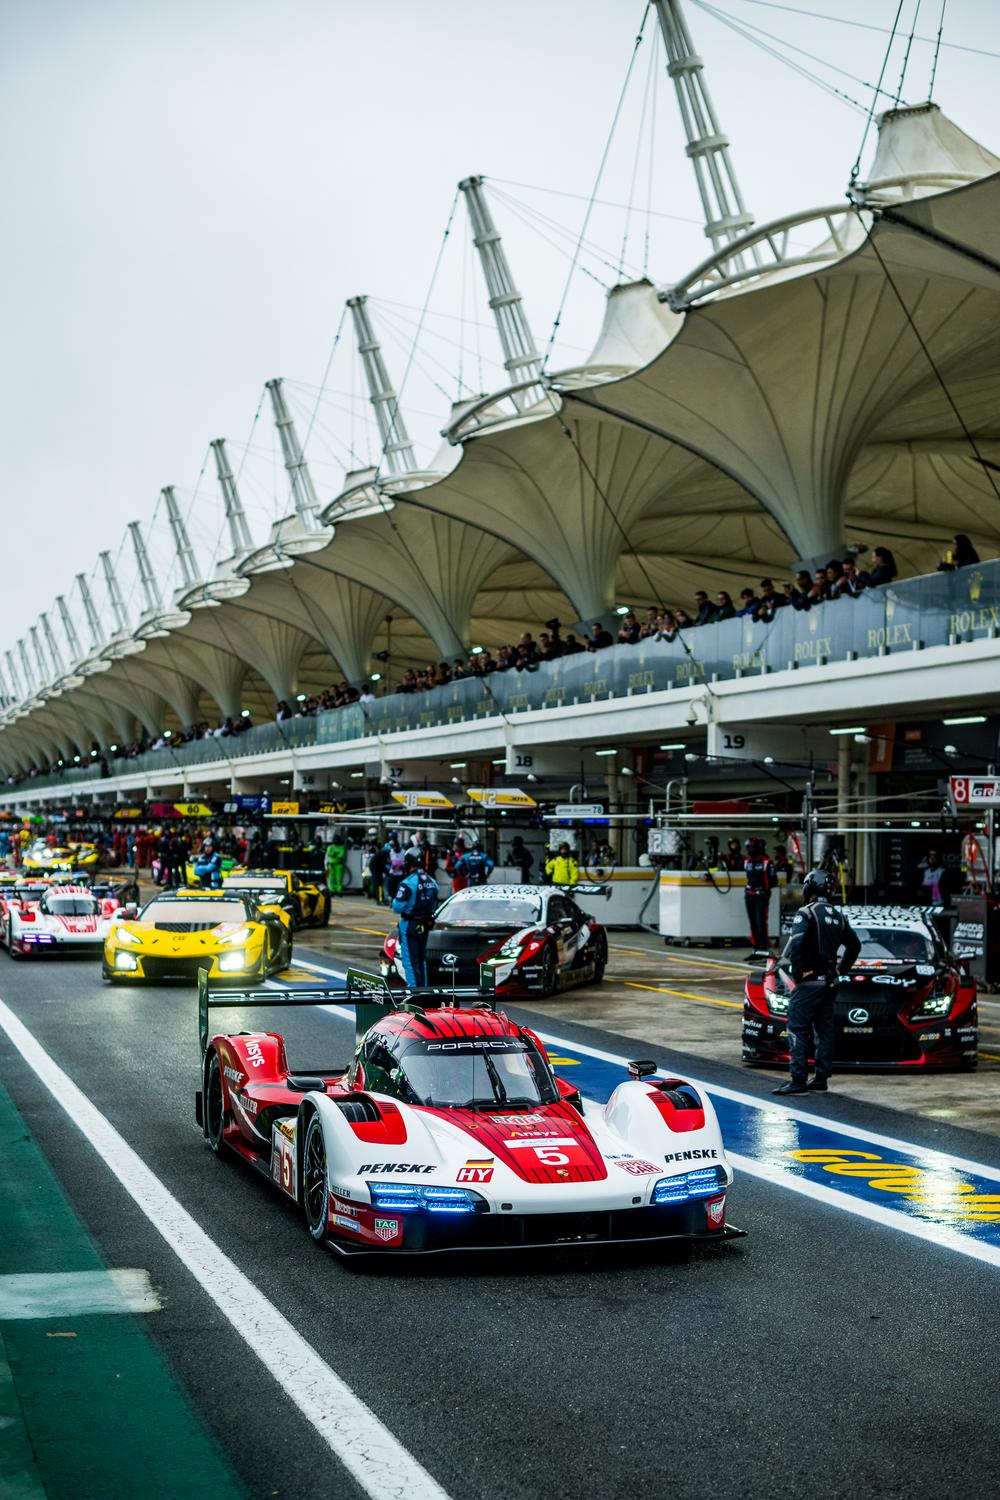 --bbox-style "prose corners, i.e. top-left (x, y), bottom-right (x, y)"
top-left (204, 1051), bottom-right (228, 1155)
top-left (7, 919), bottom-right (21, 959)
top-left (592, 932), bottom-right (608, 982)
top-left (300, 1109), bottom-right (329, 1242)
